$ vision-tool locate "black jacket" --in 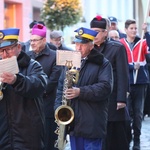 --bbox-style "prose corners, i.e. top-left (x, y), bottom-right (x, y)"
top-left (55, 48), bottom-right (113, 138)
top-left (0, 51), bottom-right (47, 150)
top-left (27, 45), bottom-right (62, 118)
top-left (94, 40), bottom-right (130, 121)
